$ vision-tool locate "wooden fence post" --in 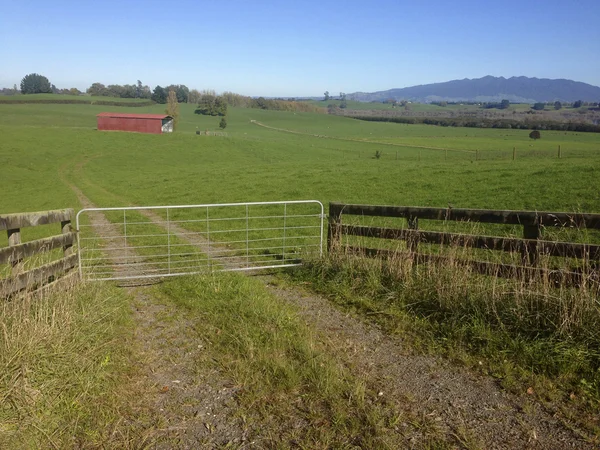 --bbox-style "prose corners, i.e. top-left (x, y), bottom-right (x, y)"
top-left (512, 147), bottom-right (516, 160)
top-left (1, 208), bottom-right (77, 297)
top-left (522, 223), bottom-right (540, 266)
top-left (407, 215), bottom-right (419, 252)
top-left (327, 203), bottom-right (342, 253)
top-left (61, 217), bottom-right (73, 257)
top-left (7, 228), bottom-right (22, 274)
top-left (558, 145), bottom-right (561, 159)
